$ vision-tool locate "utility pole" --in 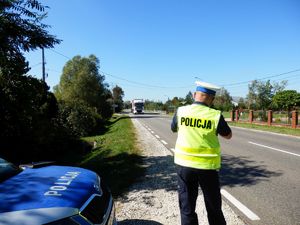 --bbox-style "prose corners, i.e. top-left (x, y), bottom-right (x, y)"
top-left (42, 48), bottom-right (46, 82)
